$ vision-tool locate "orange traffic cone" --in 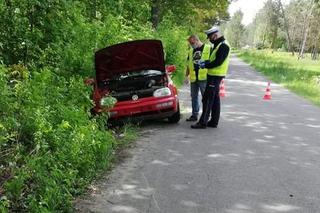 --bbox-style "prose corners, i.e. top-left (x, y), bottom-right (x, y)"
top-left (219, 79), bottom-right (226, 97)
top-left (263, 82), bottom-right (272, 100)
